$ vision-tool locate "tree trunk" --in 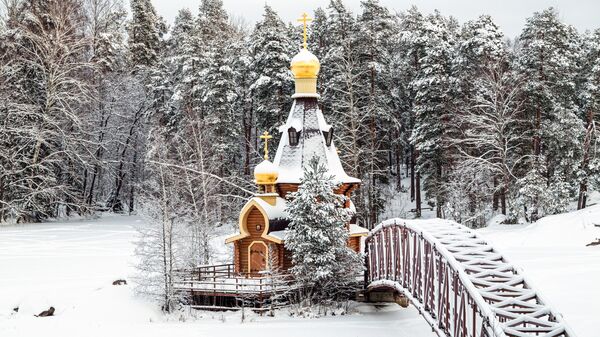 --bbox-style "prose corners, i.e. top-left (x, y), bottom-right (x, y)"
top-left (0, 177), bottom-right (5, 222)
top-left (500, 186), bottom-right (506, 215)
top-left (492, 177), bottom-right (499, 211)
top-left (578, 184), bottom-right (587, 210)
top-left (415, 171), bottom-right (422, 218)
top-left (87, 104), bottom-right (110, 205)
top-left (578, 109), bottom-right (595, 210)
top-left (159, 163), bottom-right (171, 313)
top-left (128, 135), bottom-right (139, 214)
top-left (395, 130), bottom-right (402, 190)
top-left (107, 106), bottom-right (143, 211)
top-left (410, 146), bottom-right (415, 202)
